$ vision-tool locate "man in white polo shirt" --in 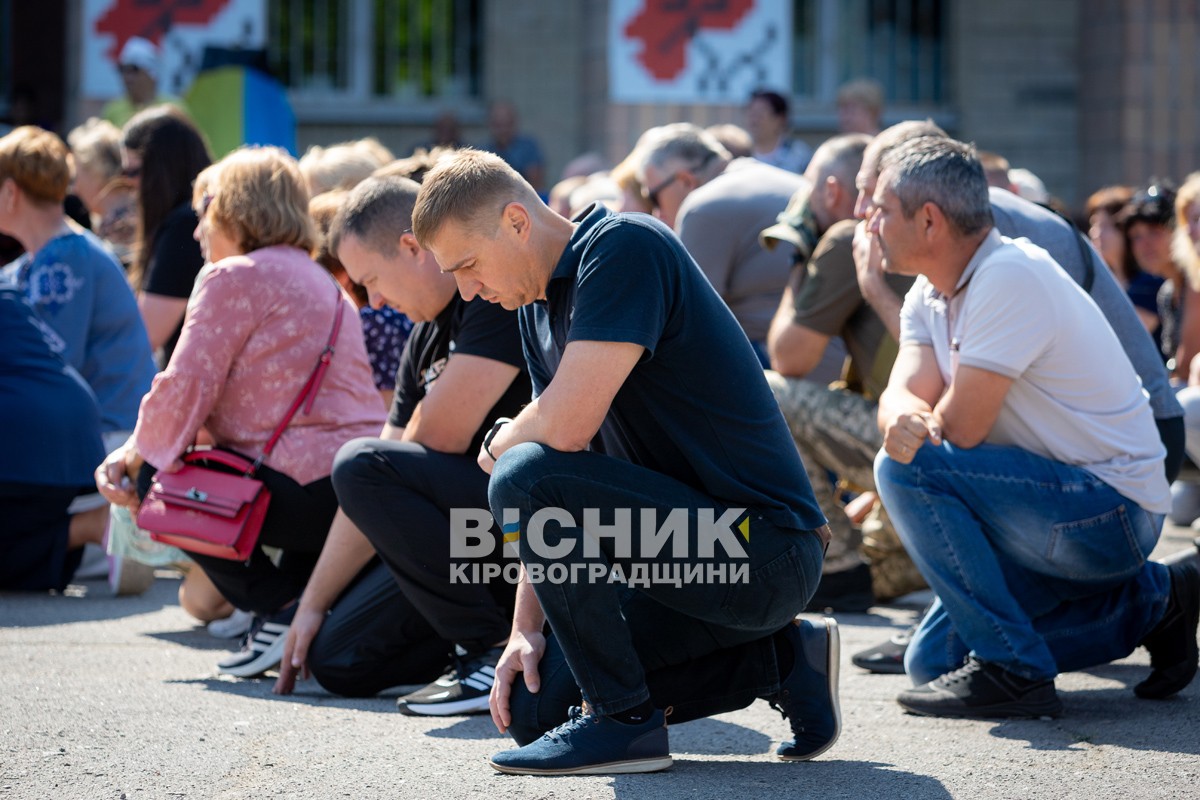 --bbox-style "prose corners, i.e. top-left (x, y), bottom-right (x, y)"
top-left (869, 136), bottom-right (1198, 718)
